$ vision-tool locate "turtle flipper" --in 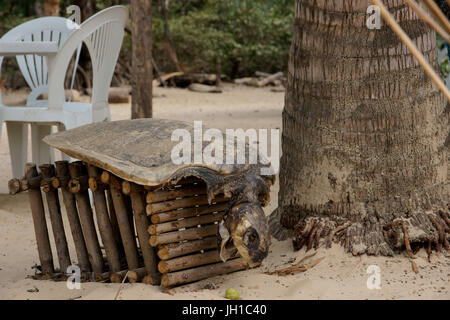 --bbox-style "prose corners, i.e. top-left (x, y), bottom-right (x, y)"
top-left (268, 208), bottom-right (293, 241)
